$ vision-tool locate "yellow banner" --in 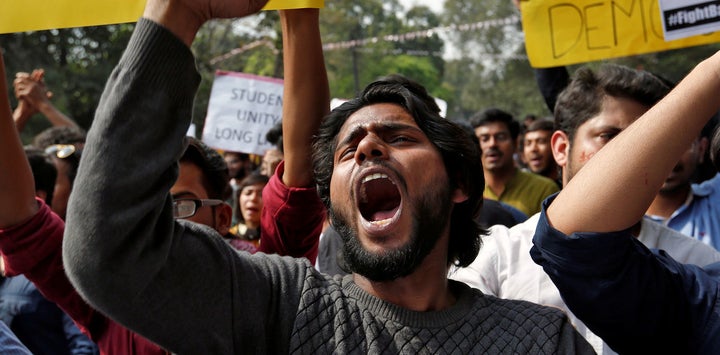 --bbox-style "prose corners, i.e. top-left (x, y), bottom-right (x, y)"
top-left (522, 0), bottom-right (720, 68)
top-left (0, 0), bottom-right (323, 34)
